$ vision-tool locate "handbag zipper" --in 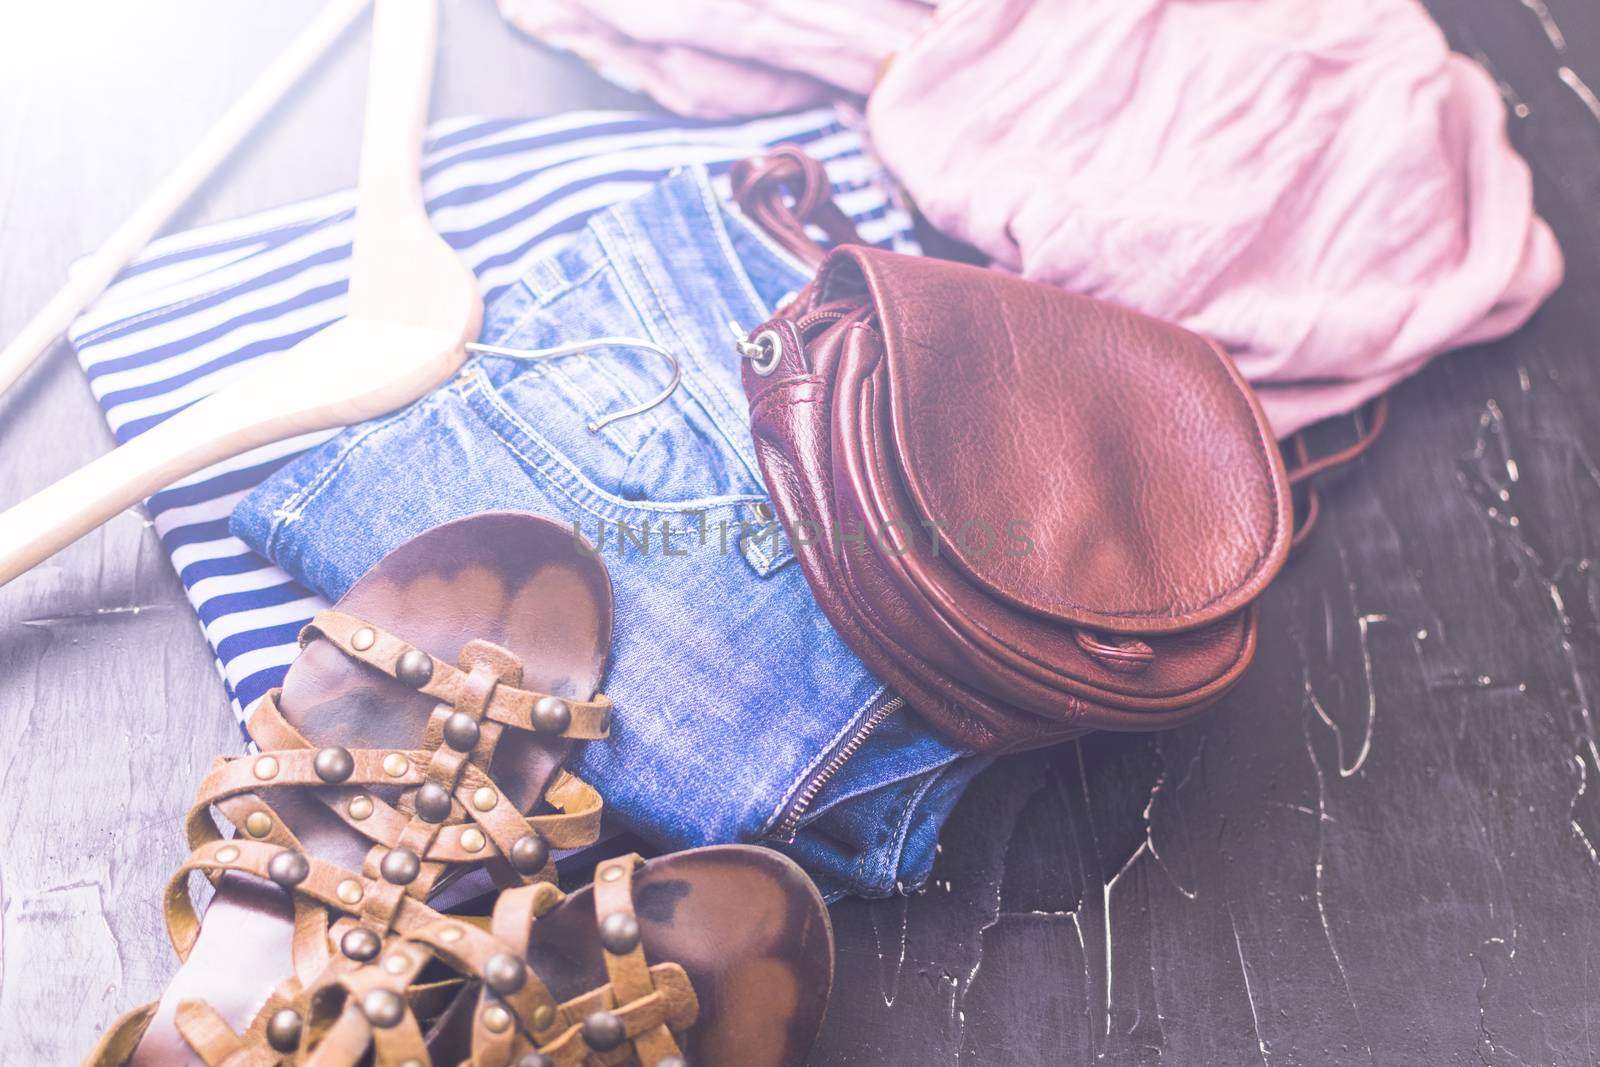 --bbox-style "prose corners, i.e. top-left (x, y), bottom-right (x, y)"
top-left (796, 307), bottom-right (849, 332)
top-left (794, 301), bottom-right (867, 337)
top-left (769, 692), bottom-right (905, 843)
